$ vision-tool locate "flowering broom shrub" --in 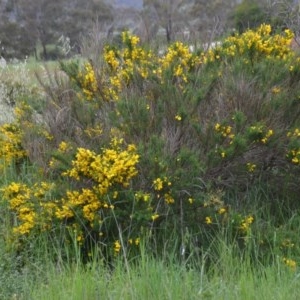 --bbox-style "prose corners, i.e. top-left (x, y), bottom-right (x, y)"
top-left (0, 25), bottom-right (300, 265)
